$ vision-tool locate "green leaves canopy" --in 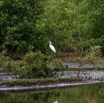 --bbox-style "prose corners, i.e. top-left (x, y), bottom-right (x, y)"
top-left (0, 0), bottom-right (104, 56)
top-left (0, 0), bottom-right (45, 56)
